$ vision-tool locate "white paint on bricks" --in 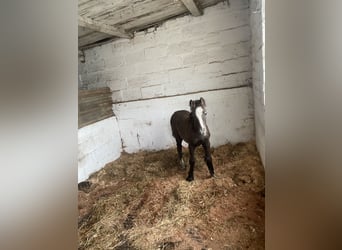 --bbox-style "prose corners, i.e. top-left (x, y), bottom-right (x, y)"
top-left (79, 2), bottom-right (252, 101)
top-left (78, 117), bottom-right (122, 183)
top-left (250, 0), bottom-right (265, 166)
top-left (113, 88), bottom-right (254, 153)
